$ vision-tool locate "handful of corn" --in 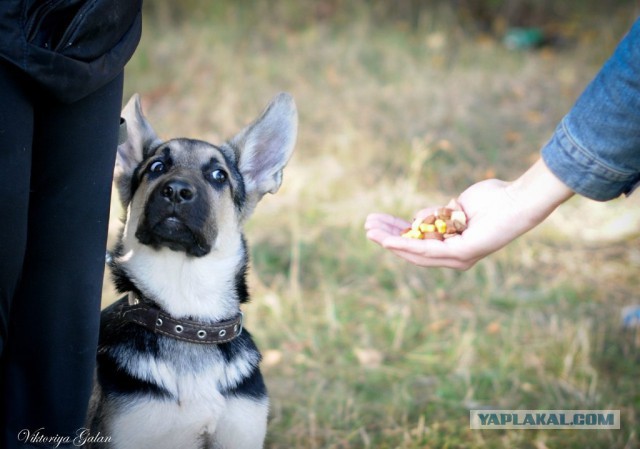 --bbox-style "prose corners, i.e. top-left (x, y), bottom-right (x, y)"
top-left (401, 206), bottom-right (467, 241)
